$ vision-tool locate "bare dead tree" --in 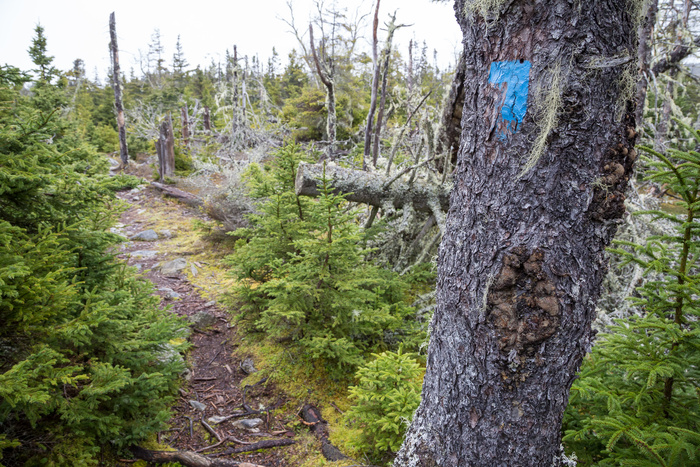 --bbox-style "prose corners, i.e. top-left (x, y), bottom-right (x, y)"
top-left (636, 0), bottom-right (660, 126)
top-left (372, 13), bottom-right (409, 166)
top-left (203, 106), bottom-right (211, 131)
top-left (363, 0), bottom-right (382, 170)
top-left (157, 114), bottom-right (175, 180)
top-left (109, 12), bottom-right (129, 167)
top-left (309, 23), bottom-right (337, 156)
top-left (181, 105), bottom-right (190, 147)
